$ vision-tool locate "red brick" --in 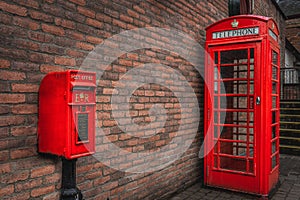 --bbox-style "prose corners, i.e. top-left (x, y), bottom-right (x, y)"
top-left (31, 165), bottom-right (56, 178)
top-left (97, 112), bottom-right (111, 119)
top-left (0, 94), bottom-right (25, 104)
top-left (76, 41), bottom-right (94, 51)
top-left (145, 90), bottom-right (155, 96)
top-left (15, 40), bottom-right (40, 51)
top-left (42, 191), bottom-right (60, 200)
top-left (0, 127), bottom-right (9, 139)
top-left (15, 0), bottom-right (40, 9)
top-left (85, 170), bottom-right (103, 180)
top-left (103, 120), bottom-right (117, 127)
top-left (12, 104), bottom-right (38, 114)
top-left (0, 2), bottom-right (27, 16)
top-left (103, 88), bottom-right (115, 95)
top-left (0, 70), bottom-right (25, 80)
top-left (103, 180), bottom-right (118, 191)
top-left (134, 104), bottom-right (145, 110)
top-left (113, 18), bottom-right (127, 29)
top-left (96, 13), bottom-right (112, 23)
top-left (0, 184), bottom-right (14, 197)
top-left (0, 116), bottom-right (25, 126)
top-left (77, 6), bottom-right (95, 18)
top-left (86, 36), bottom-right (103, 44)
top-left (29, 10), bottom-right (53, 22)
top-left (28, 31), bottom-right (53, 43)
top-left (42, 23), bottom-right (65, 36)
top-left (55, 18), bottom-right (75, 29)
top-left (69, 0), bottom-right (86, 6)
top-left (96, 96), bottom-right (111, 103)
top-left (0, 170), bottom-right (29, 184)
top-left (29, 52), bottom-right (54, 64)
top-left (94, 175), bottom-right (111, 185)
top-left (44, 172), bottom-right (60, 184)
top-left (120, 14), bottom-right (134, 23)
top-left (133, 5), bottom-right (146, 14)
top-left (31, 185), bottom-right (55, 197)
top-left (11, 126), bottom-right (36, 137)
top-left (11, 84), bottom-right (39, 92)
top-left (86, 18), bottom-right (103, 28)
top-left (55, 56), bottom-right (76, 66)
top-left (6, 192), bottom-right (30, 200)
top-left (0, 150), bottom-right (9, 162)
top-left (119, 59), bottom-right (132, 66)
top-left (66, 30), bottom-right (85, 40)
top-left (66, 49), bottom-right (85, 58)
top-left (0, 163), bottom-right (11, 174)
top-left (127, 9), bottom-right (139, 18)
top-left (15, 178), bottom-right (43, 192)
top-left (10, 147), bottom-right (37, 159)
top-left (13, 17), bottom-right (40, 30)
top-left (0, 59), bottom-right (10, 69)
top-left (40, 64), bottom-right (64, 73)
